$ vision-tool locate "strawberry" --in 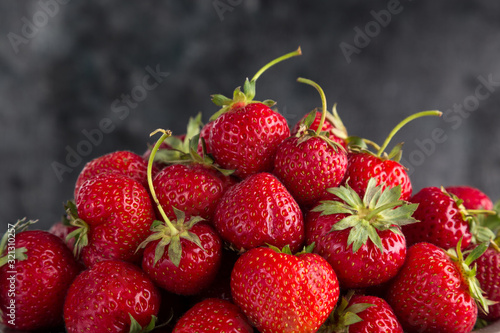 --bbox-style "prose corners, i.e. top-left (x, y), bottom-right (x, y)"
top-left (0, 219), bottom-right (80, 331)
top-left (403, 186), bottom-right (495, 250)
top-left (305, 178), bottom-right (418, 288)
top-left (290, 103), bottom-right (348, 150)
top-left (272, 78), bottom-right (348, 208)
top-left (319, 291), bottom-right (403, 333)
top-left (386, 241), bottom-right (491, 333)
top-left (172, 298), bottom-right (253, 333)
top-left (64, 259), bottom-right (161, 333)
top-left (70, 172), bottom-right (156, 267)
top-left (344, 110), bottom-right (442, 201)
top-left (139, 130), bottom-right (223, 296)
top-left (48, 219), bottom-right (78, 253)
top-left (476, 242), bottom-right (500, 321)
top-left (446, 185), bottom-right (494, 210)
top-left (214, 172), bottom-right (304, 253)
top-left (139, 210), bottom-right (222, 296)
top-left (74, 150), bottom-right (156, 198)
top-left (151, 132), bottom-right (235, 222)
top-left (231, 245), bottom-right (339, 333)
top-left (207, 48), bottom-right (302, 178)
